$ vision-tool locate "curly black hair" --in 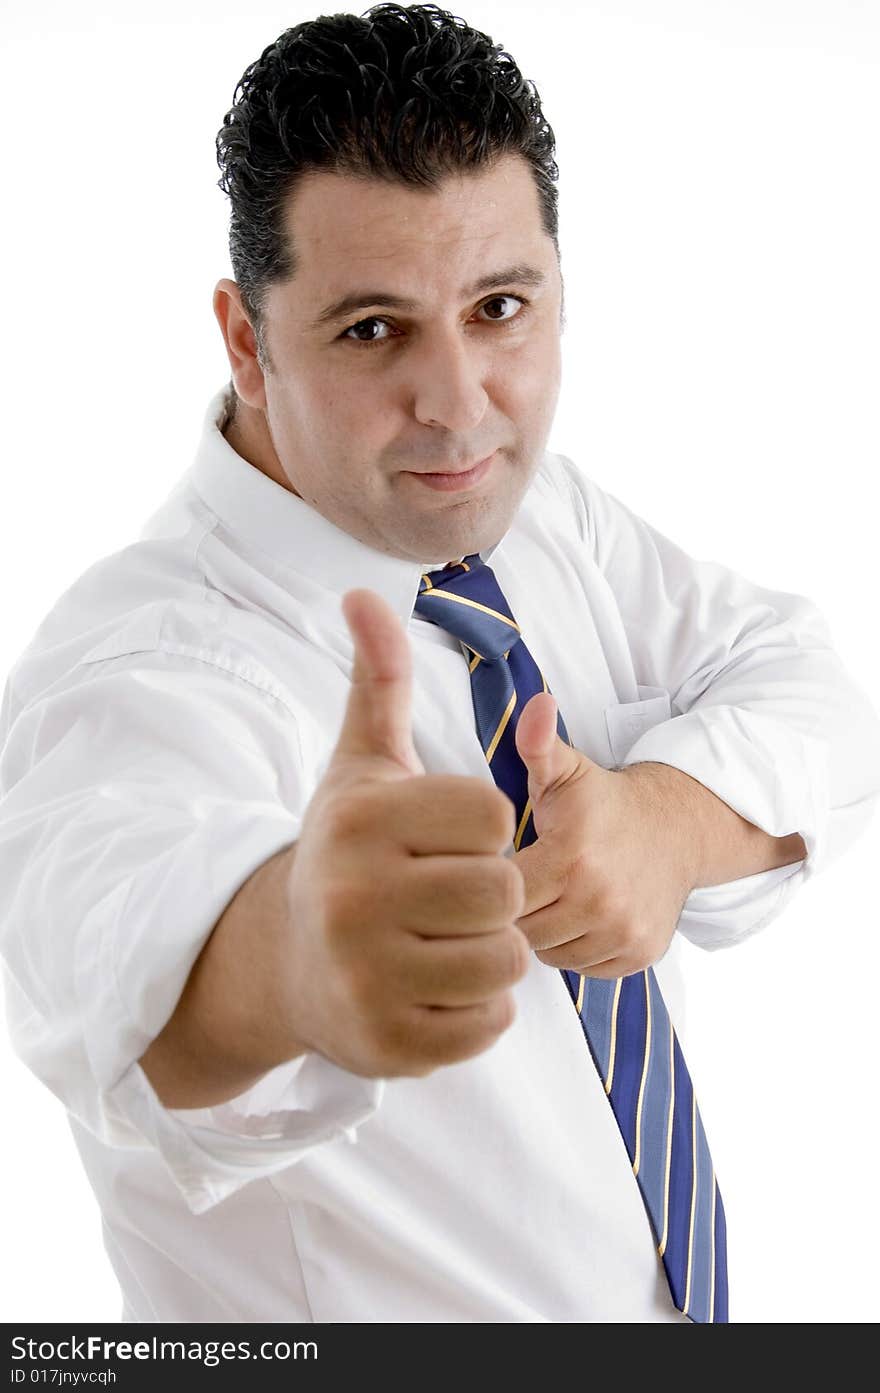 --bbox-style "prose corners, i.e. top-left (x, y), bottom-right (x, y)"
top-left (215, 3), bottom-right (559, 415)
